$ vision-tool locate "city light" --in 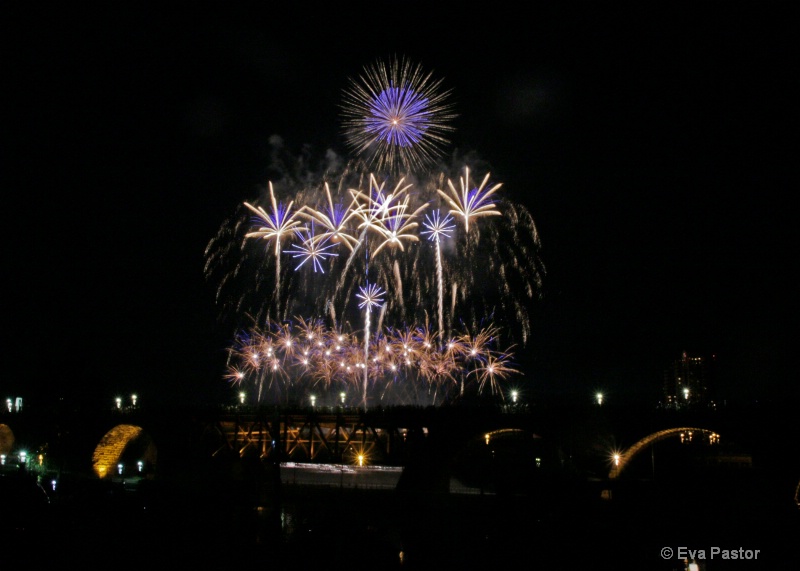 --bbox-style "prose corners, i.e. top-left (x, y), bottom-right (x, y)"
top-left (511, 390), bottom-right (518, 404)
top-left (239, 392), bottom-right (246, 405)
top-left (596, 392), bottom-right (604, 405)
top-left (115, 397), bottom-right (122, 409)
top-left (117, 463), bottom-right (124, 475)
top-left (131, 394), bottom-right (137, 406)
